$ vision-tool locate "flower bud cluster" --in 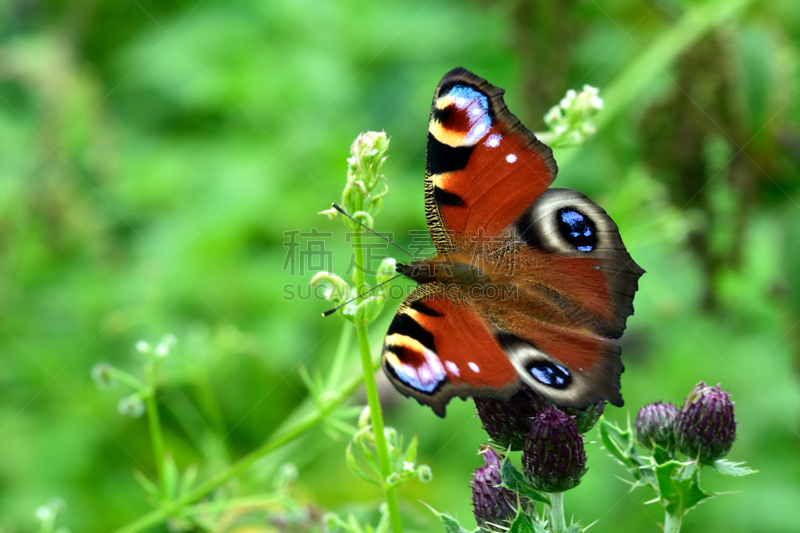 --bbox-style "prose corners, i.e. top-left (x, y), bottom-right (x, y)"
top-left (92, 336), bottom-right (178, 419)
top-left (475, 385), bottom-right (603, 451)
top-left (319, 131), bottom-right (389, 231)
top-left (536, 85), bottom-right (603, 148)
top-left (635, 382), bottom-right (737, 463)
top-left (472, 385), bottom-right (593, 523)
